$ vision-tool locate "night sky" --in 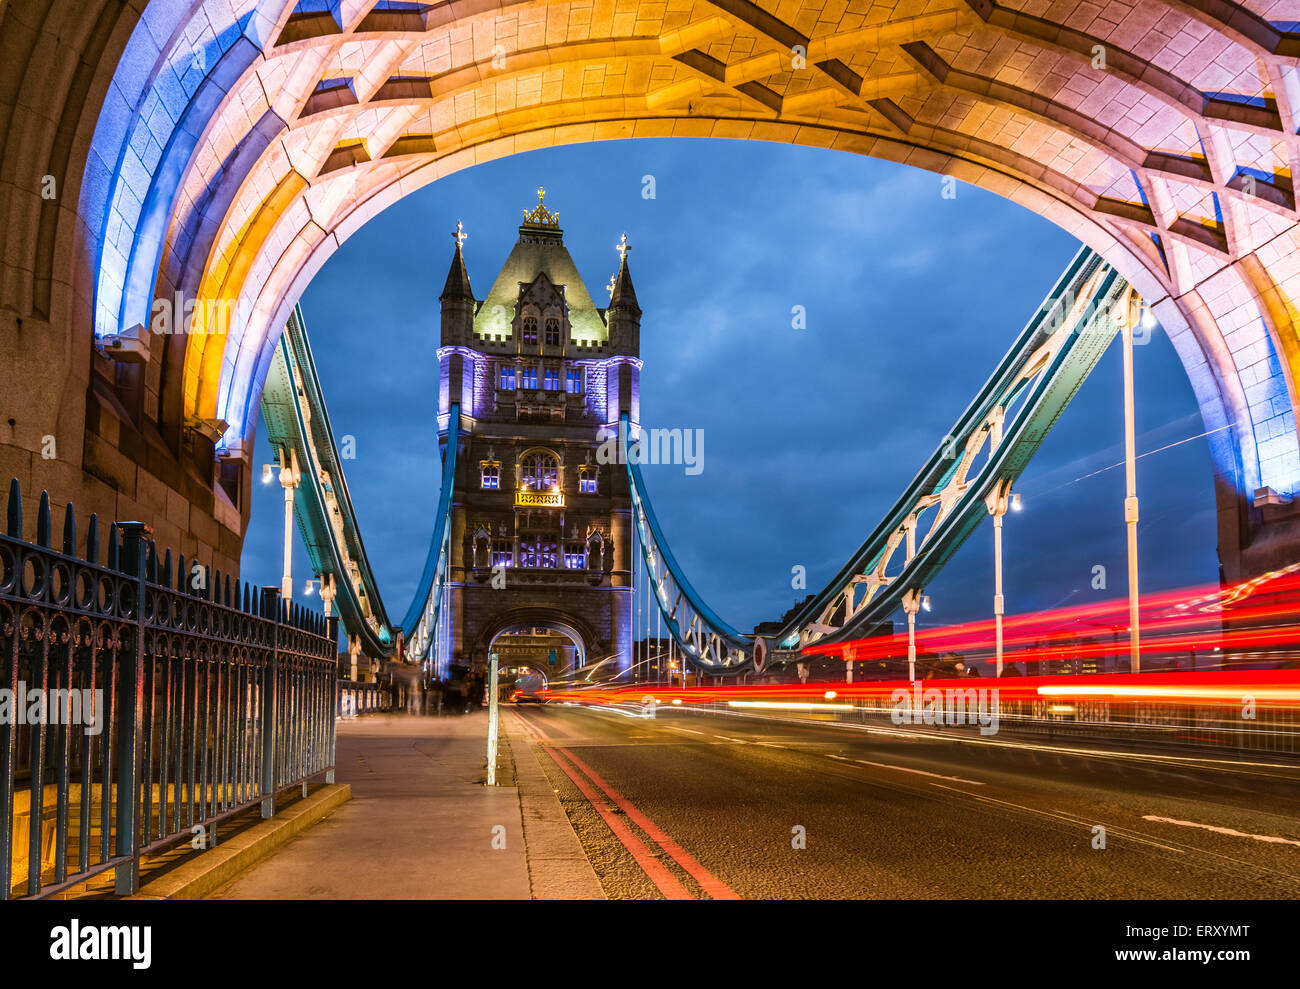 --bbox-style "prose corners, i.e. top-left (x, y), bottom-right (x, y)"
top-left (239, 138), bottom-right (1221, 646)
